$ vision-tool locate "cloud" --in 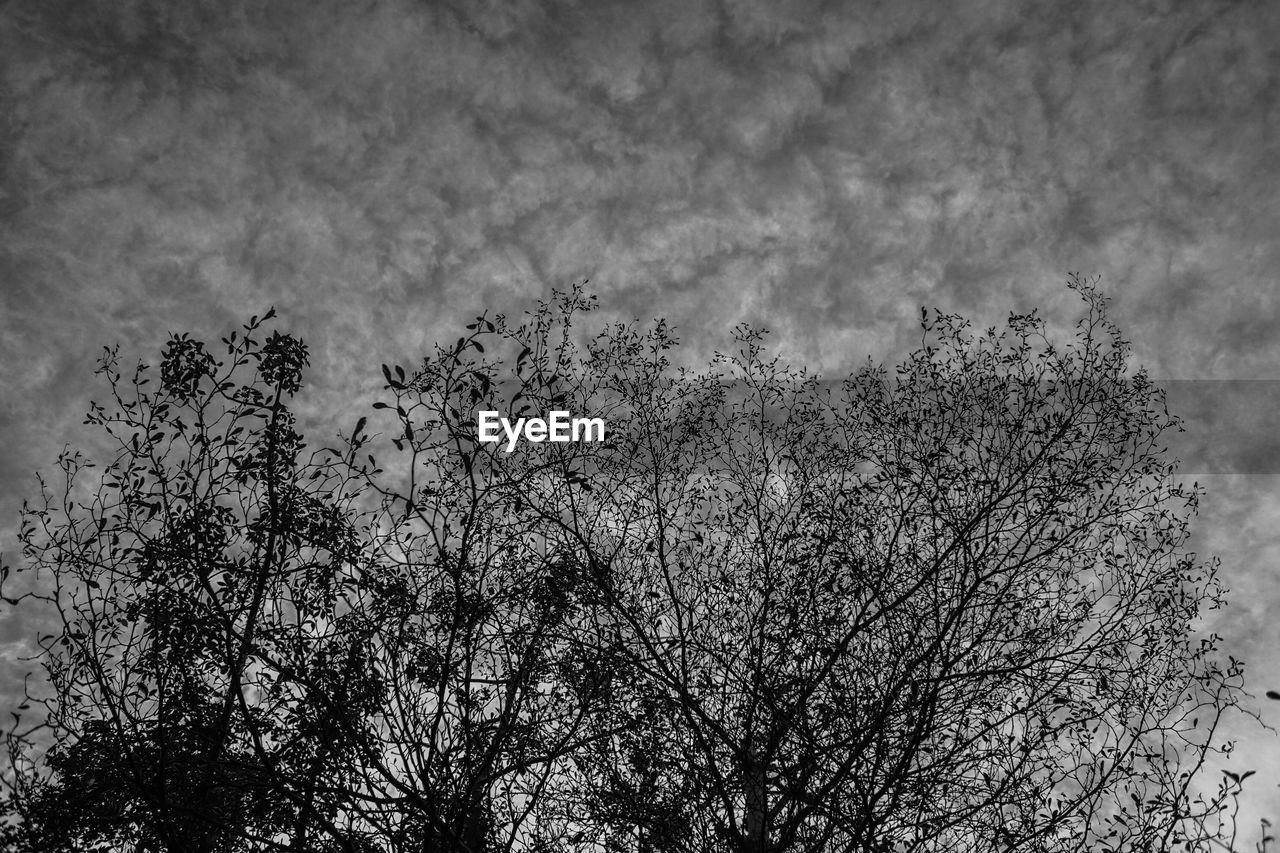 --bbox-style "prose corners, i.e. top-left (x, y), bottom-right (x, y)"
top-left (2, 0), bottom-right (1280, 807)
